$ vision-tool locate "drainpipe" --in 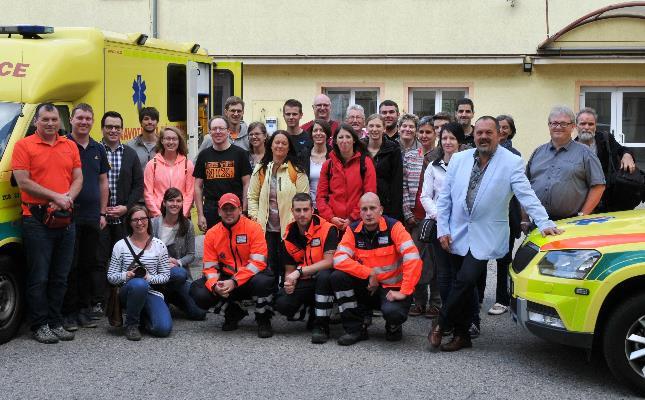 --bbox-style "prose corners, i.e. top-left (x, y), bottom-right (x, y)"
top-left (151, 0), bottom-right (158, 38)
